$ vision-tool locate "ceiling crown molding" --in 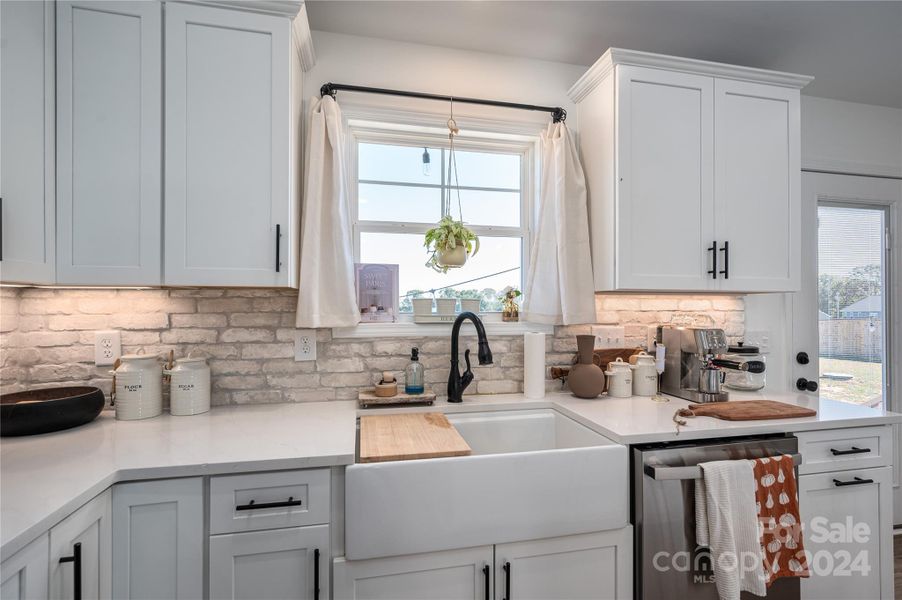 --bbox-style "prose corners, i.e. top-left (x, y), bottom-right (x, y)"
top-left (170, 0), bottom-right (303, 18)
top-left (569, 47), bottom-right (814, 102)
top-left (292, 4), bottom-right (316, 71)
